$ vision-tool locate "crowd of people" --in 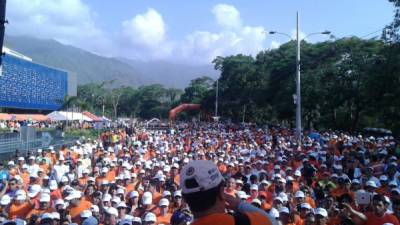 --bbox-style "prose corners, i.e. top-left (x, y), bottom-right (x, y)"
top-left (0, 122), bottom-right (397, 225)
